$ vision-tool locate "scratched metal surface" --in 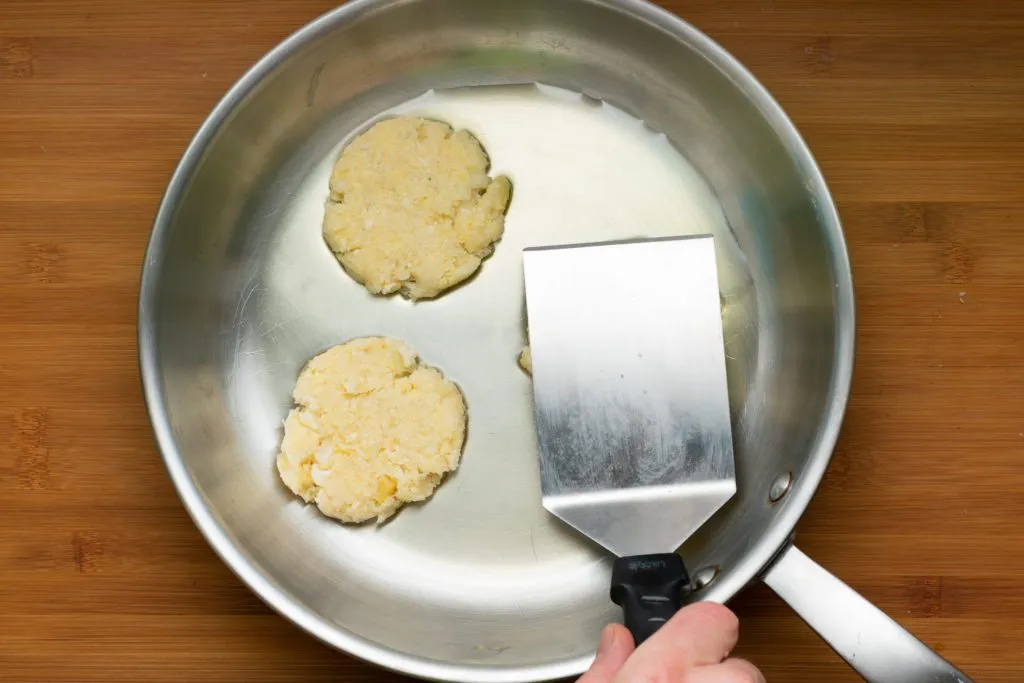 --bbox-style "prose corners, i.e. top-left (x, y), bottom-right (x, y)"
top-left (525, 237), bottom-right (737, 558)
